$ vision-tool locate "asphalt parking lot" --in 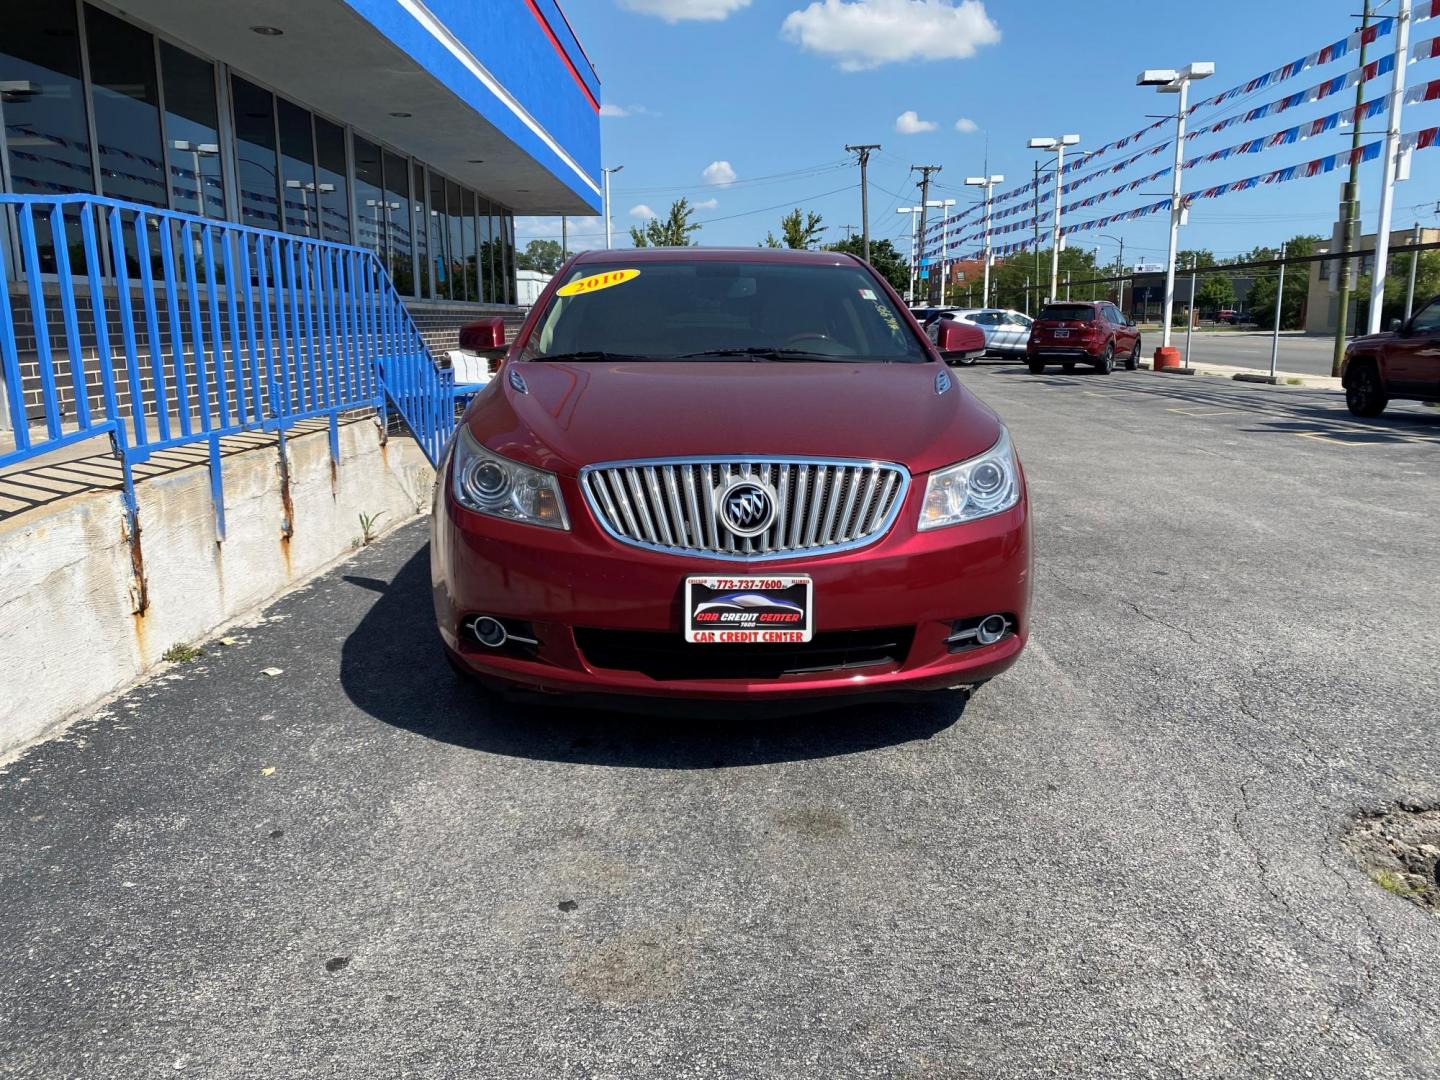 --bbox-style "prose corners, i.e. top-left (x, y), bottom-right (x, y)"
top-left (3, 365), bottom-right (1439, 1078)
